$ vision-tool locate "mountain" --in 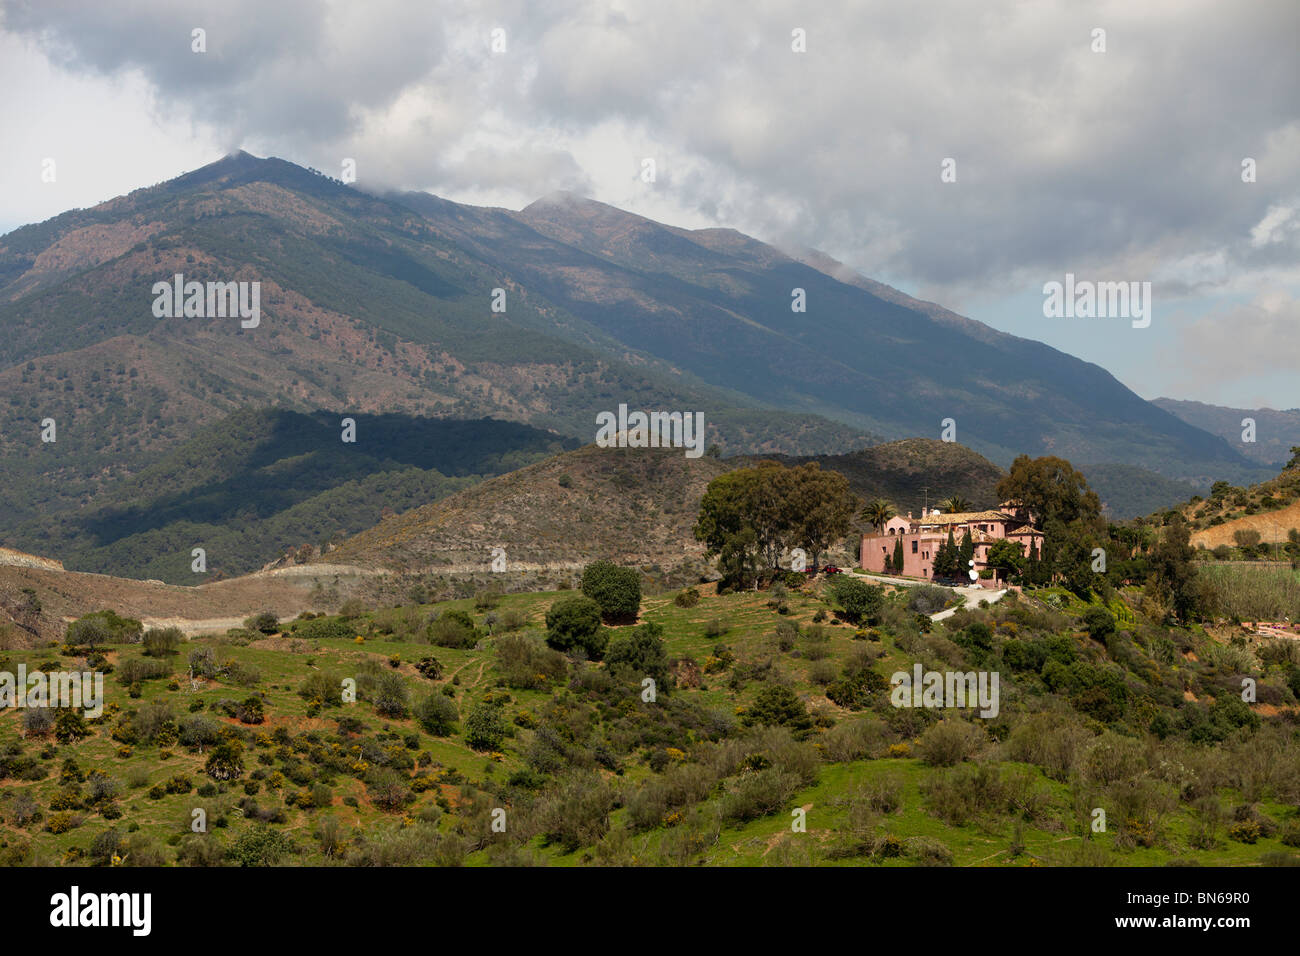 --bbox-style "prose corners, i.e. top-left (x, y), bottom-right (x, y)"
top-left (1078, 463), bottom-right (1206, 520)
top-left (1153, 398), bottom-right (1300, 469)
top-left (4, 407), bottom-right (578, 584)
top-left (0, 152), bottom-right (1270, 581)
top-left (448, 188), bottom-right (1260, 482)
